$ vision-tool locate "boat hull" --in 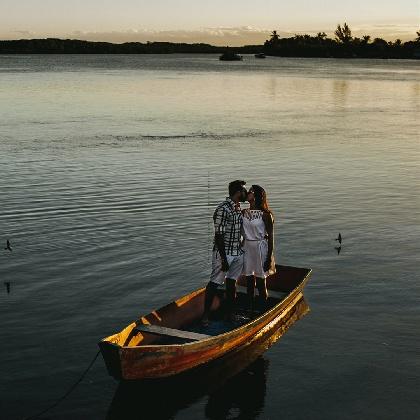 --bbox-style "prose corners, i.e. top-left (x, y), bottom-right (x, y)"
top-left (99, 265), bottom-right (312, 380)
